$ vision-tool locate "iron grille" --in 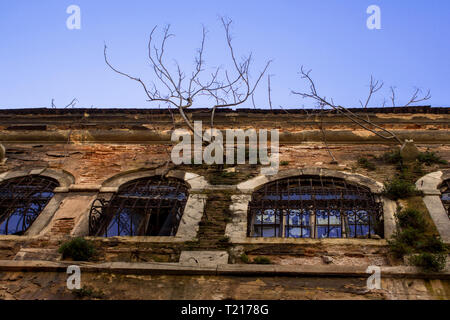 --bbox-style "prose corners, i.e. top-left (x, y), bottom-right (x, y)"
top-left (247, 176), bottom-right (384, 239)
top-left (89, 177), bottom-right (188, 237)
top-left (440, 179), bottom-right (450, 219)
top-left (0, 175), bottom-right (59, 235)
